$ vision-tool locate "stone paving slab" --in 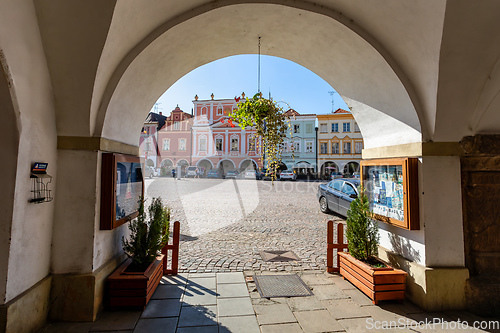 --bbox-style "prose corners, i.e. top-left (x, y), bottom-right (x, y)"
top-left (322, 298), bottom-right (369, 320)
top-left (218, 297), bottom-right (255, 317)
top-left (133, 317), bottom-right (178, 333)
top-left (177, 305), bottom-right (217, 327)
top-left (151, 284), bottom-right (185, 299)
top-left (218, 315), bottom-right (261, 333)
top-left (140, 299), bottom-right (182, 318)
top-left (286, 296), bottom-right (326, 312)
top-left (253, 303), bottom-right (298, 325)
top-left (260, 323), bottom-right (304, 333)
top-left (218, 283), bottom-right (251, 298)
top-left (293, 309), bottom-right (344, 332)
